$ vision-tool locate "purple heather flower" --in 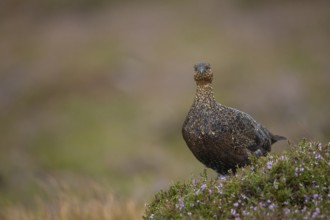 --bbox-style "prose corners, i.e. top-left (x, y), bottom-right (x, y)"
top-left (259, 202), bottom-right (265, 207)
top-left (176, 198), bottom-right (185, 210)
top-left (268, 204), bottom-right (275, 210)
top-left (219, 176), bottom-right (226, 181)
top-left (312, 208), bottom-right (320, 218)
top-left (267, 160), bottom-right (273, 170)
top-left (233, 202), bottom-right (239, 207)
top-left (231, 209), bottom-right (236, 216)
top-left (201, 183), bottom-right (207, 190)
top-left (314, 154), bottom-right (321, 160)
